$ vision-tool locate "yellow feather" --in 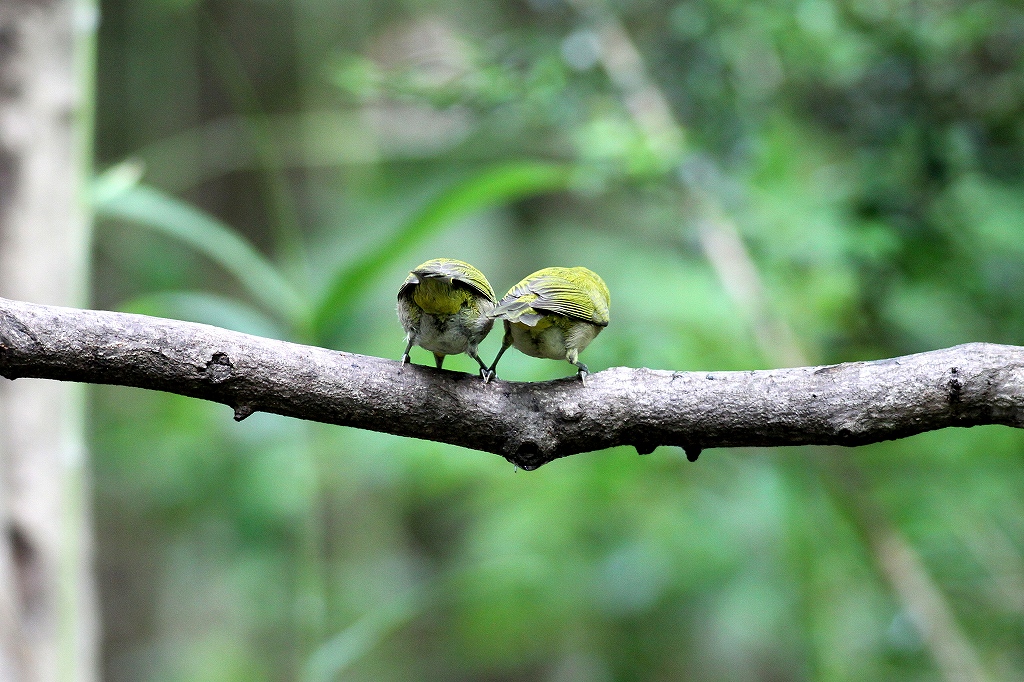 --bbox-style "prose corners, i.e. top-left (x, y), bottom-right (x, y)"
top-left (412, 278), bottom-right (473, 315)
